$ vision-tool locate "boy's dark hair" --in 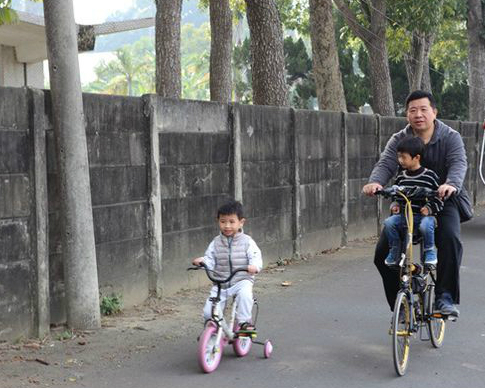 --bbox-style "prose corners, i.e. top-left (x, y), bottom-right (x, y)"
top-left (217, 200), bottom-right (244, 219)
top-left (405, 90), bottom-right (437, 110)
top-left (396, 136), bottom-right (425, 159)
